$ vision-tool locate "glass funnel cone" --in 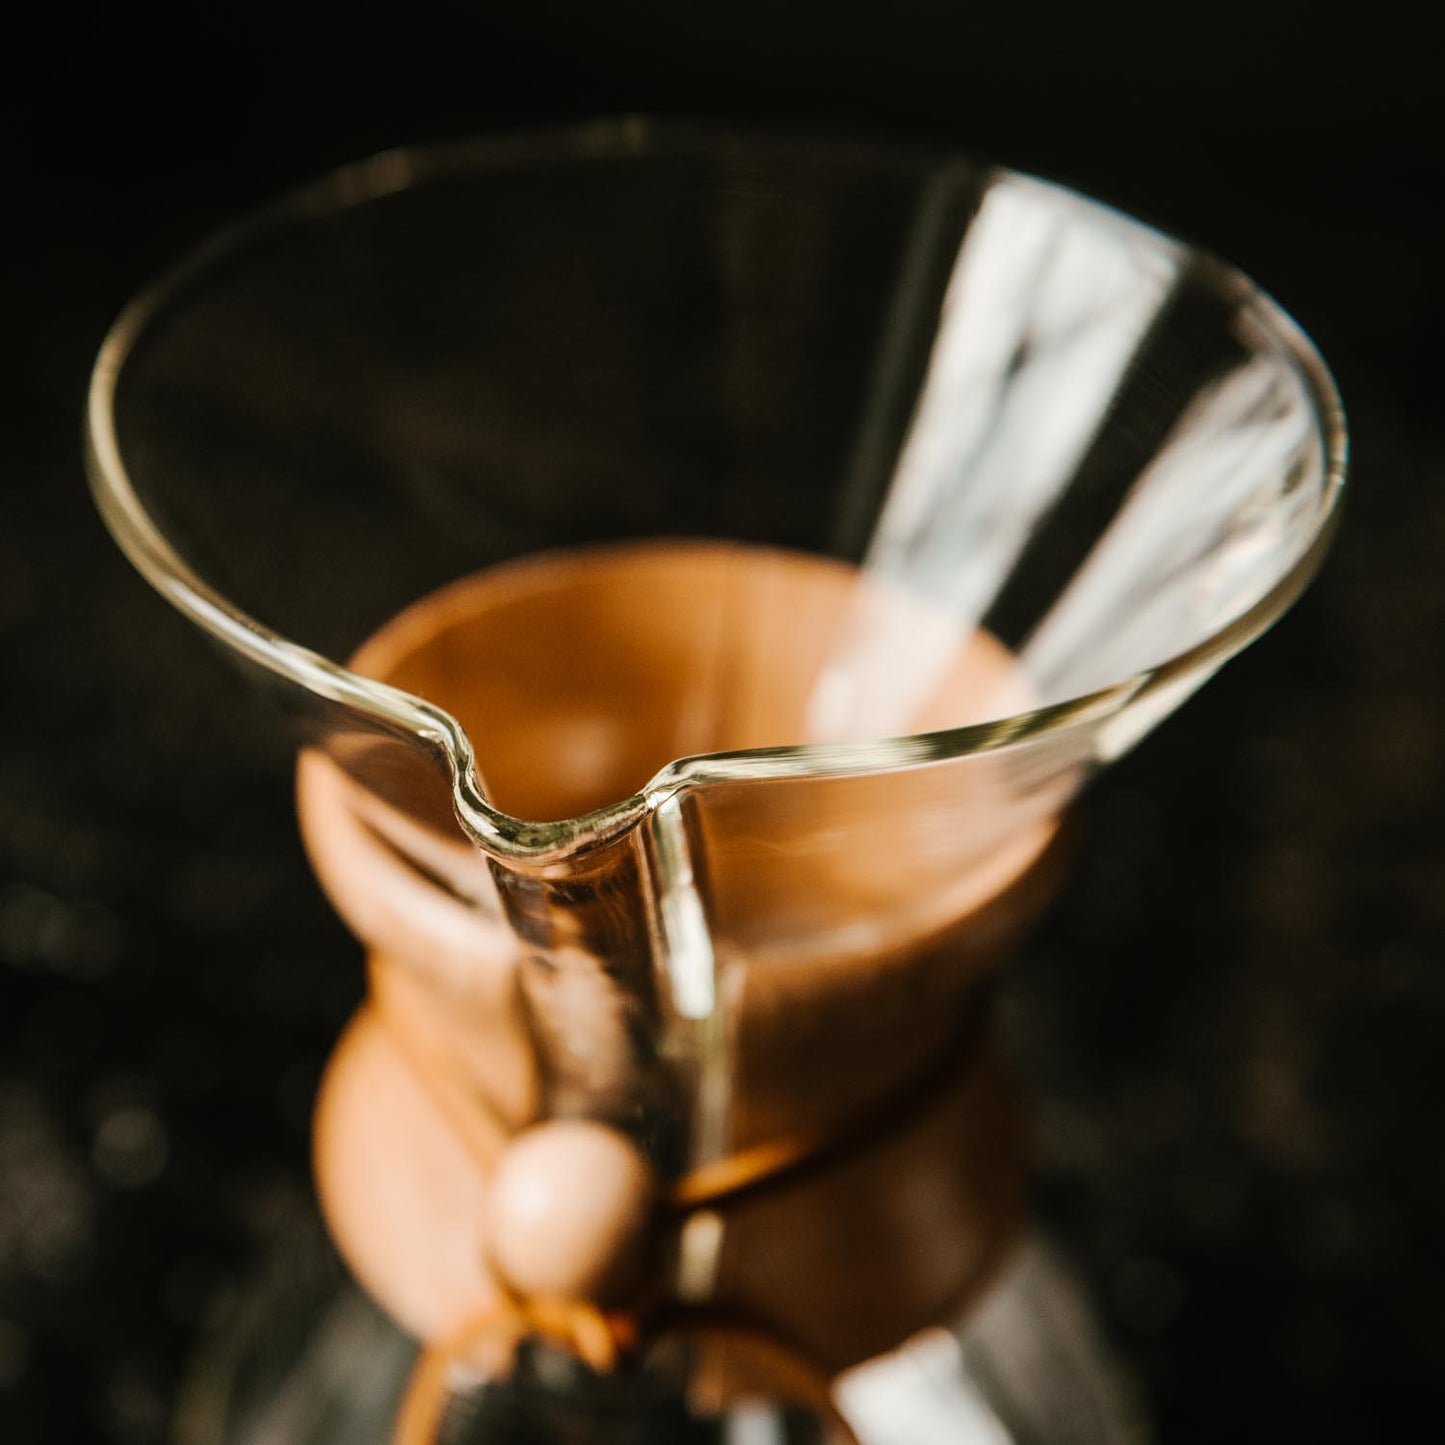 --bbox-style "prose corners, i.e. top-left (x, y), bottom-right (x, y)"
top-left (86, 120), bottom-right (1345, 1442)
